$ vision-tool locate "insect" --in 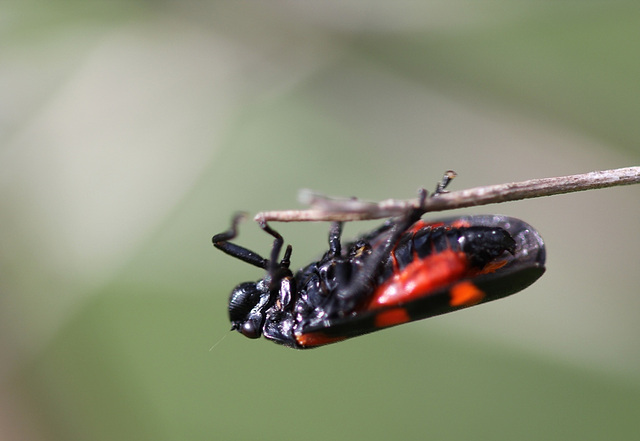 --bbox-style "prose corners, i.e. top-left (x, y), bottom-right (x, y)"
top-left (212, 188), bottom-right (545, 349)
